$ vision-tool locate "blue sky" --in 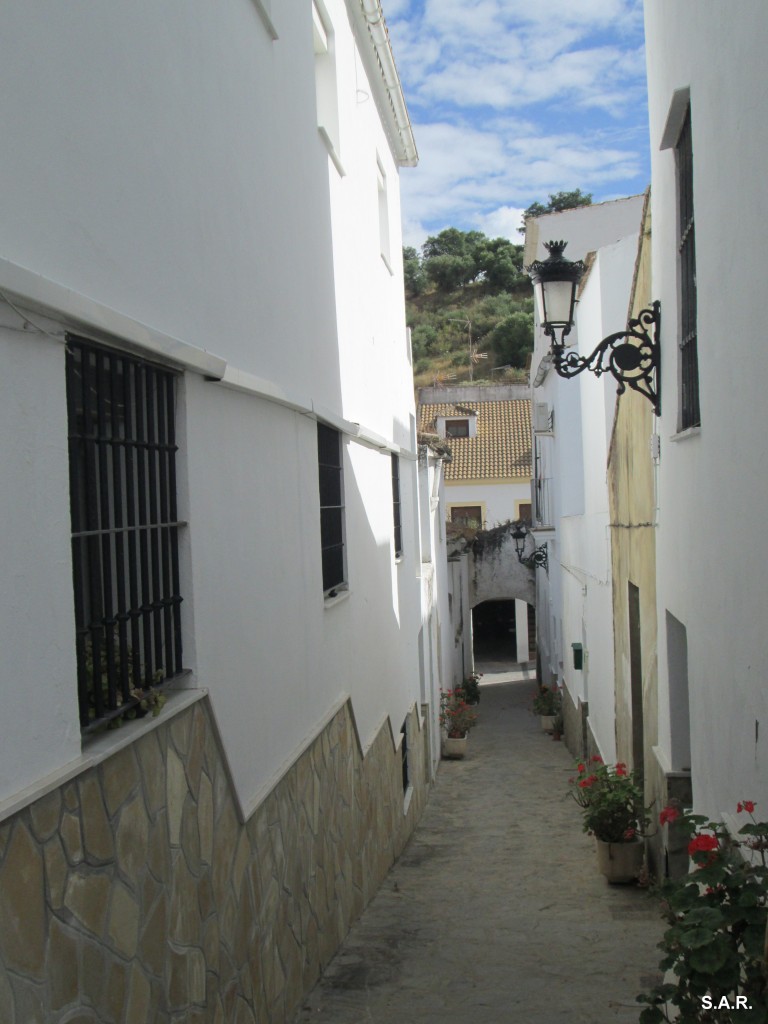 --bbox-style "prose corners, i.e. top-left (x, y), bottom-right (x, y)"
top-left (384, 0), bottom-right (650, 250)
